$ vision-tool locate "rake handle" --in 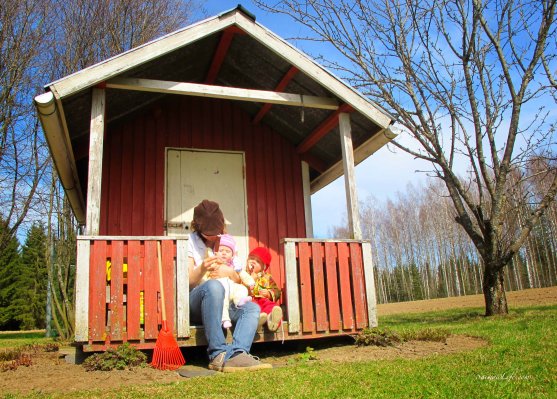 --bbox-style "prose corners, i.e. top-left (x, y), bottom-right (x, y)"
top-left (157, 241), bottom-right (168, 324)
